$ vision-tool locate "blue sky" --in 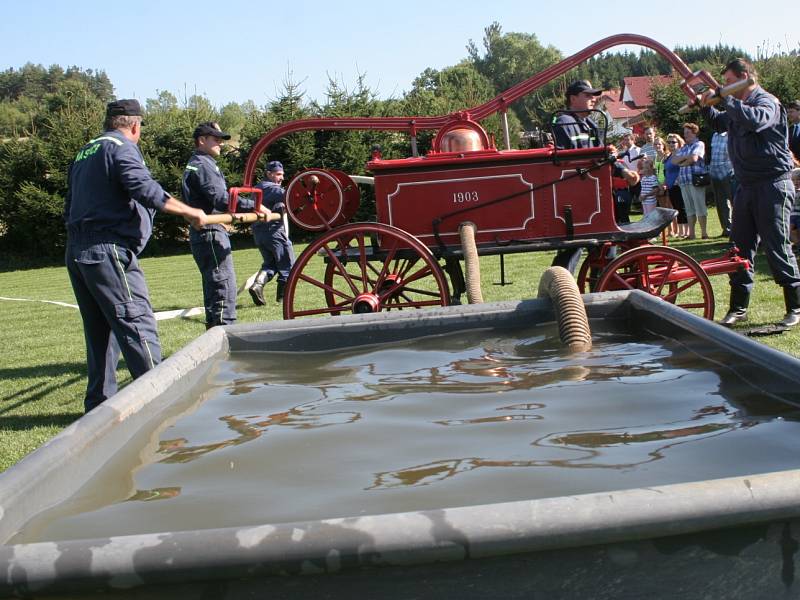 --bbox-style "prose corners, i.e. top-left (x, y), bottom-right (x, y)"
top-left (2, 0), bottom-right (796, 107)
